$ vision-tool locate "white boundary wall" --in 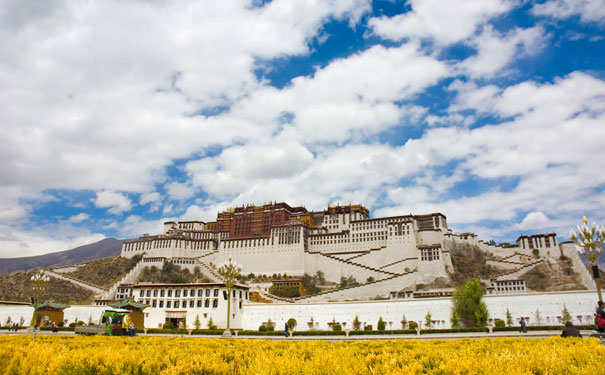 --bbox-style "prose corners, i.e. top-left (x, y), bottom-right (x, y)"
top-left (242, 290), bottom-right (598, 331)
